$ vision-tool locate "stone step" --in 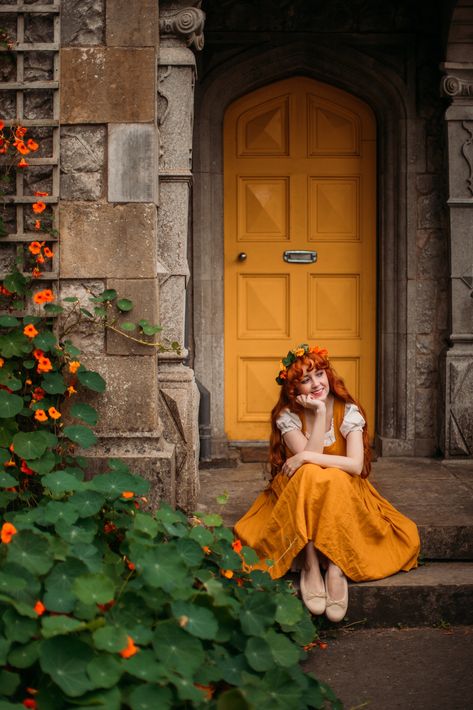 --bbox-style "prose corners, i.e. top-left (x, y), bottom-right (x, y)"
top-left (344, 562), bottom-right (473, 628)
